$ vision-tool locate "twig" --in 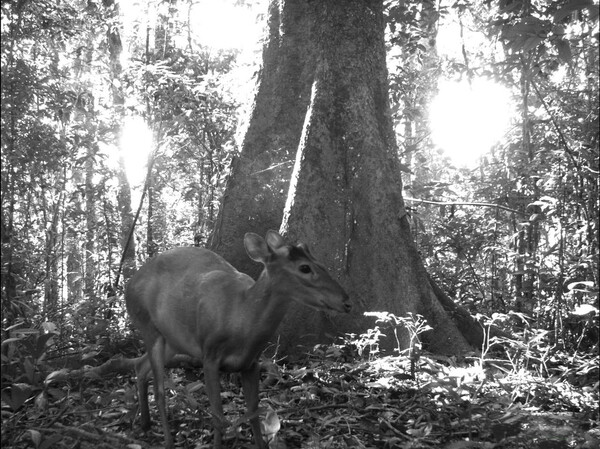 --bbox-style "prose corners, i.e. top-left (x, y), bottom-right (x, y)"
top-left (404, 198), bottom-right (527, 216)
